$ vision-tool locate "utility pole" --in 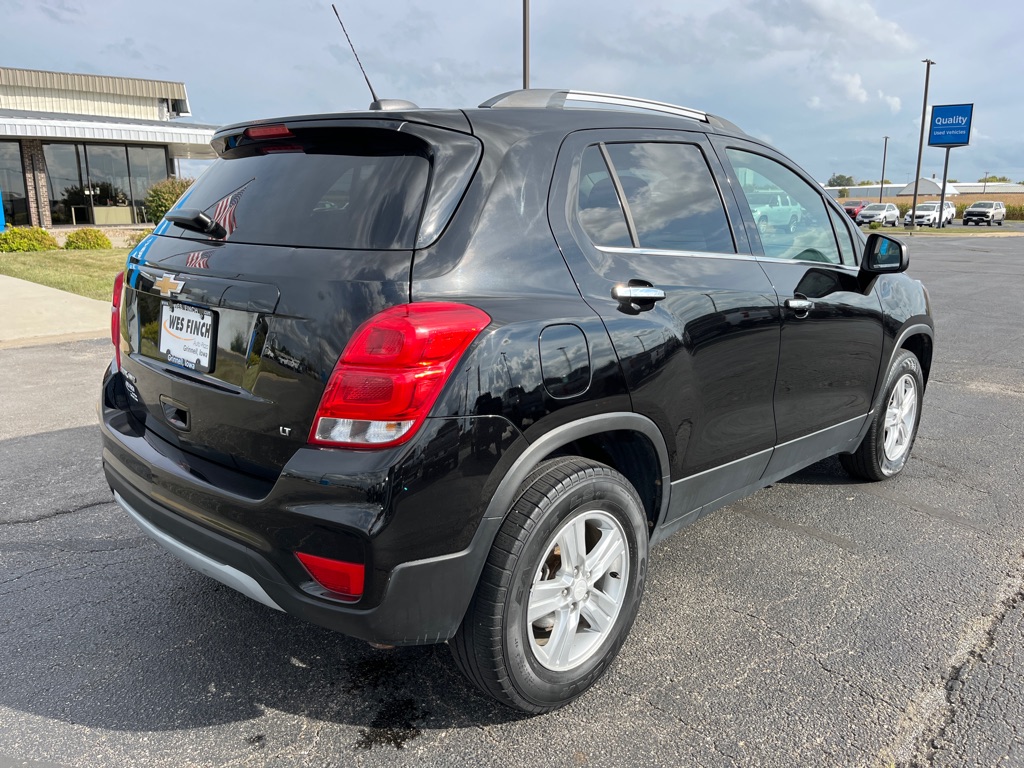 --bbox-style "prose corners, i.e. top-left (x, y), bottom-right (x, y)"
top-left (523, 0), bottom-right (530, 89)
top-left (879, 136), bottom-right (889, 203)
top-left (983, 171), bottom-right (989, 195)
top-left (909, 59), bottom-right (935, 230)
